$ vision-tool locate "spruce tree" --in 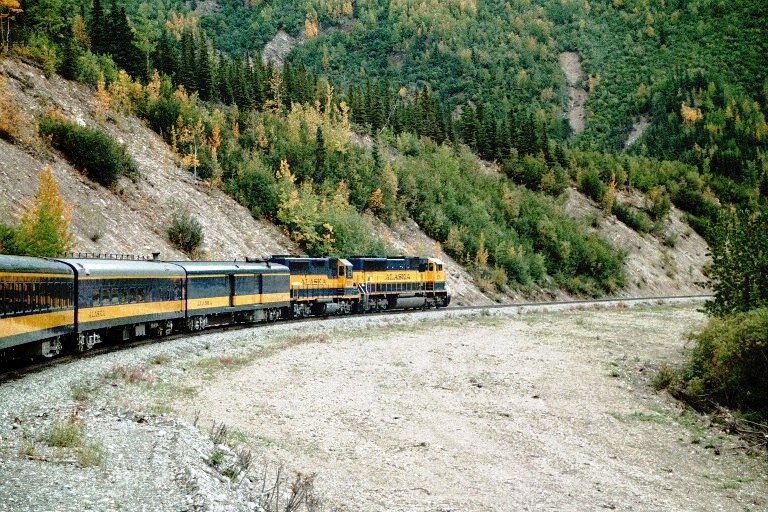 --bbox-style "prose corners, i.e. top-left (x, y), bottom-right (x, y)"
top-left (197, 33), bottom-right (213, 100)
top-left (314, 126), bottom-right (327, 184)
top-left (89, 0), bottom-right (105, 54)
